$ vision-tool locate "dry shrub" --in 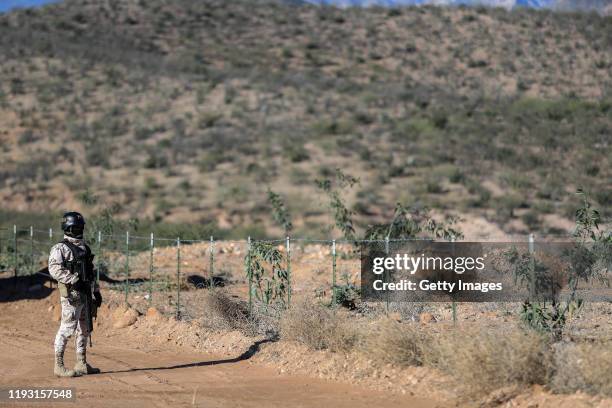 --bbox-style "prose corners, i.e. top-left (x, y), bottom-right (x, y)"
top-left (199, 290), bottom-right (259, 335)
top-left (427, 325), bottom-right (552, 394)
top-left (280, 300), bottom-right (358, 352)
top-left (551, 342), bottom-right (612, 397)
top-left (361, 319), bottom-right (431, 366)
